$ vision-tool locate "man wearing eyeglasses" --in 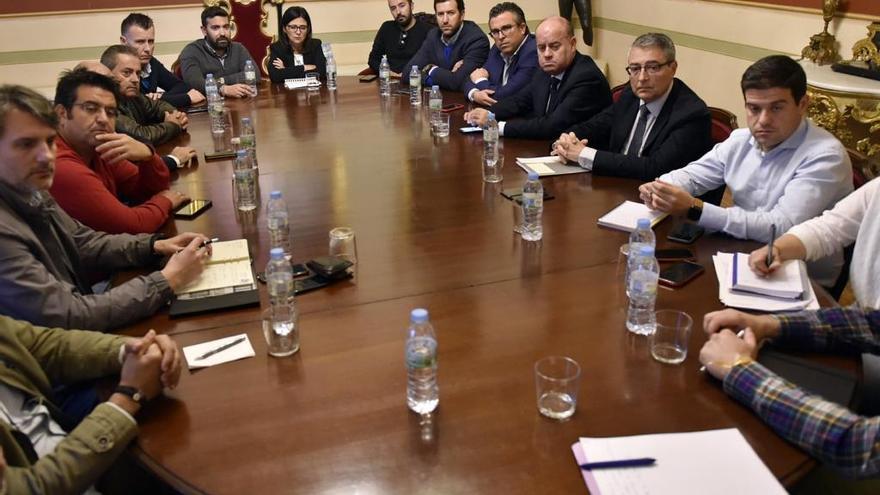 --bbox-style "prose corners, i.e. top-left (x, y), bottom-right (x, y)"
top-left (551, 33), bottom-right (711, 181)
top-left (463, 16), bottom-right (610, 140)
top-left (404, 0), bottom-right (489, 91)
top-left (462, 2), bottom-right (537, 106)
top-left (368, 0), bottom-right (432, 77)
